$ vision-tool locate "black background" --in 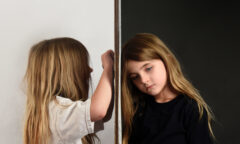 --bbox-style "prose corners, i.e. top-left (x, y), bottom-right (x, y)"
top-left (121, 0), bottom-right (240, 143)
